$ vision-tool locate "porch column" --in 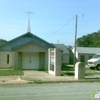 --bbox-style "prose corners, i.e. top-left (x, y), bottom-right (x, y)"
top-left (45, 51), bottom-right (48, 71)
top-left (13, 51), bottom-right (19, 70)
